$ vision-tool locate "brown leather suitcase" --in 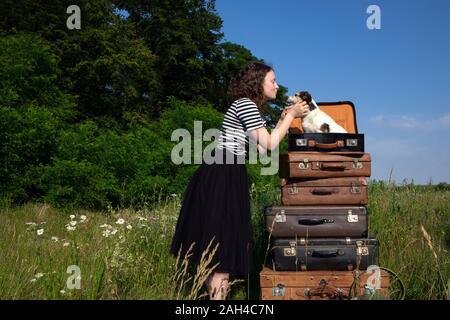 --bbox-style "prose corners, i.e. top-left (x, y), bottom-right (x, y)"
top-left (260, 267), bottom-right (390, 300)
top-left (280, 177), bottom-right (368, 206)
top-left (265, 206), bottom-right (368, 238)
top-left (270, 237), bottom-right (378, 271)
top-left (288, 102), bottom-right (364, 152)
top-left (279, 152), bottom-right (371, 179)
